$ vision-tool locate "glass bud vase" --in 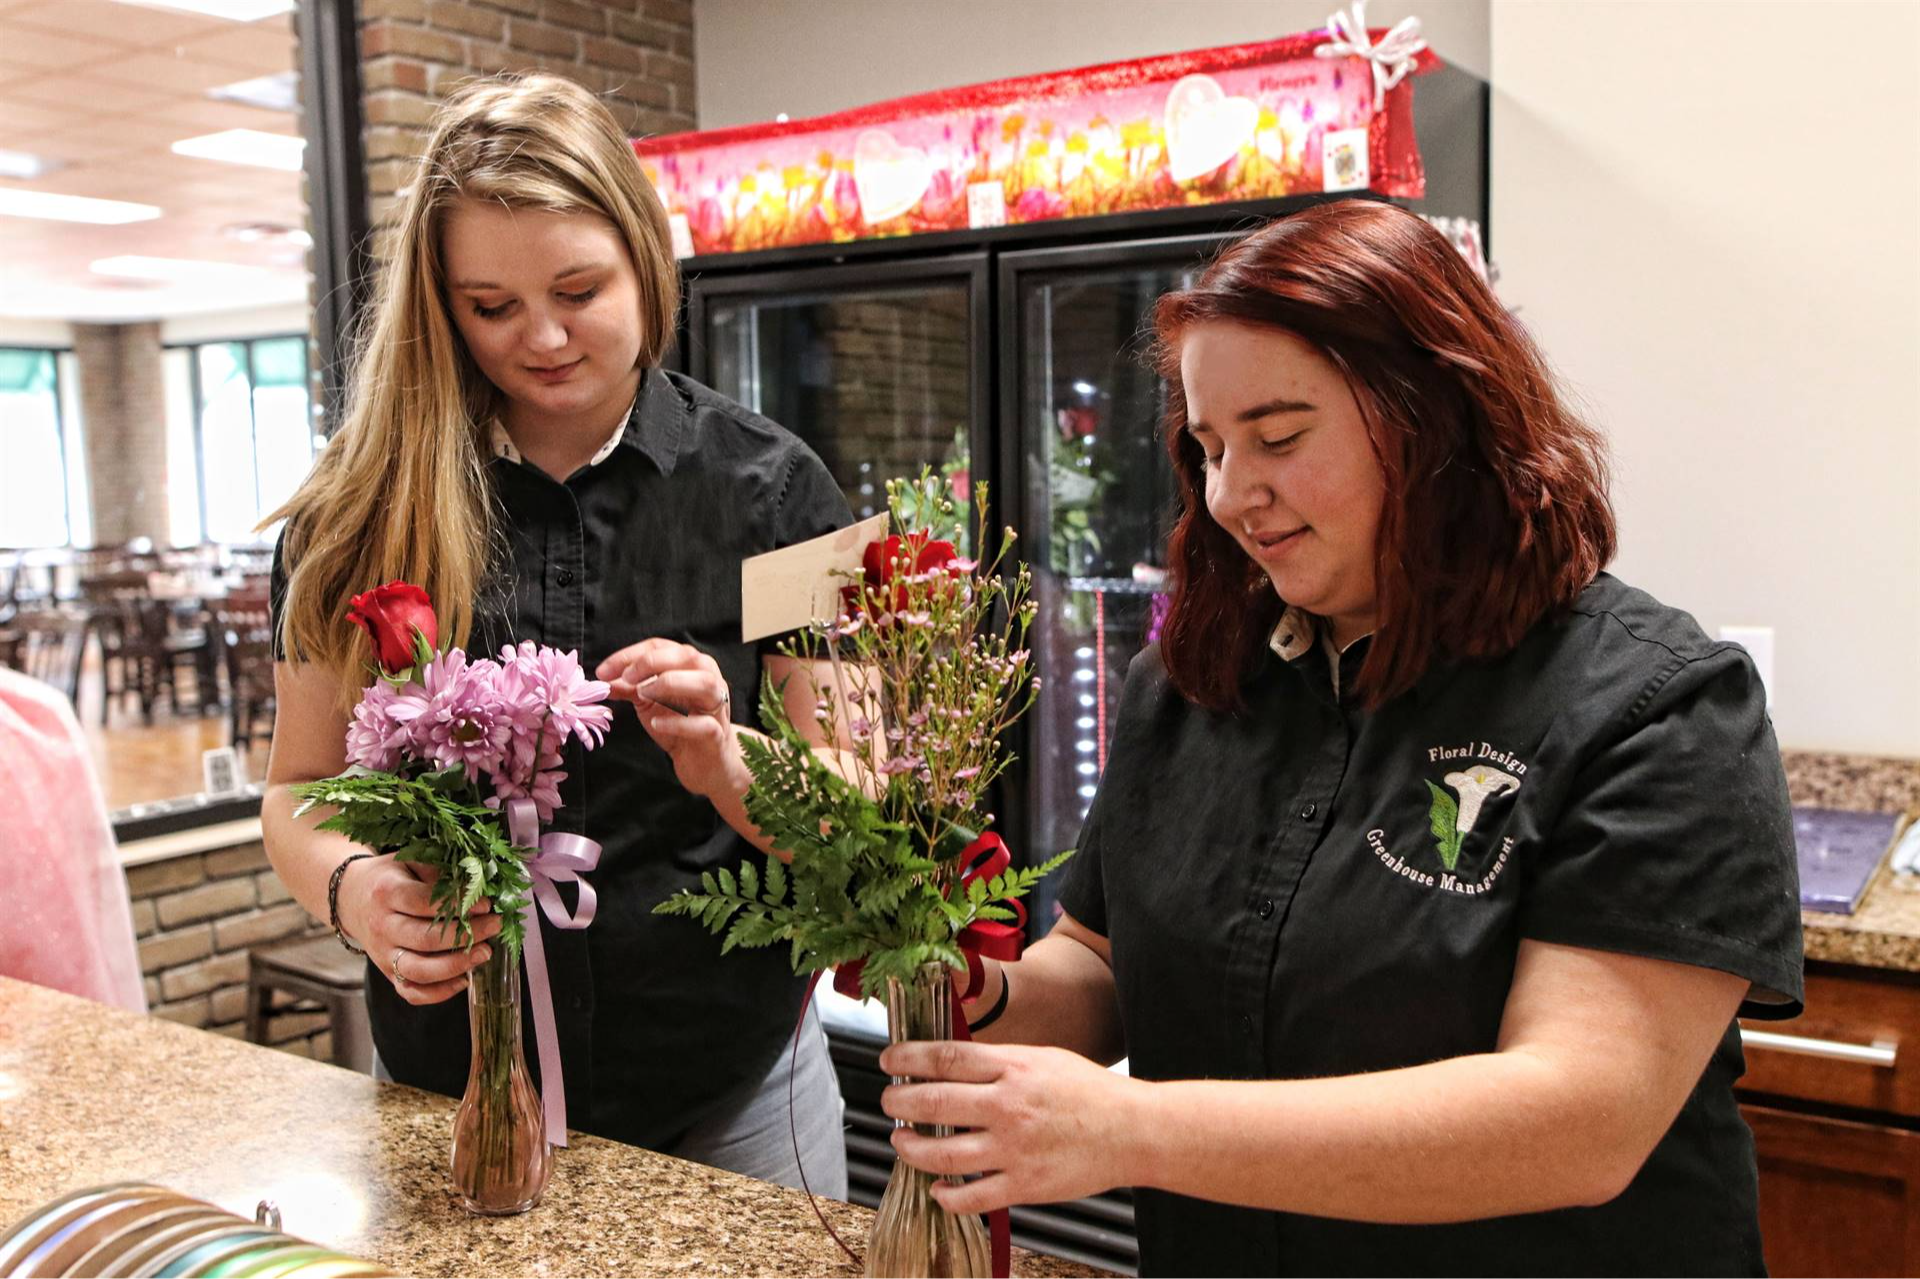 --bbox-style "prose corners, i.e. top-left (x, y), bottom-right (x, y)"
top-left (450, 942), bottom-right (551, 1215)
top-left (867, 961), bottom-right (991, 1278)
